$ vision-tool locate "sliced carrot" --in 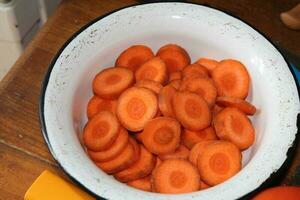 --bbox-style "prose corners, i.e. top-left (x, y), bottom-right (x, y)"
top-left (212, 104), bottom-right (223, 116)
top-left (115, 45), bottom-right (154, 72)
top-left (216, 96), bottom-right (256, 115)
top-left (154, 157), bottom-right (162, 170)
top-left (189, 141), bottom-right (216, 166)
top-left (197, 140), bottom-right (241, 186)
top-left (142, 117), bottom-right (181, 155)
top-left (180, 77), bottom-right (217, 107)
top-left (169, 72), bottom-right (182, 82)
top-left (213, 107), bottom-right (255, 150)
top-left (182, 127), bottom-right (218, 150)
top-left (156, 44), bottom-right (191, 73)
top-left (196, 58), bottom-right (219, 74)
top-left (117, 87), bottom-right (158, 131)
top-left (135, 131), bottom-right (144, 143)
top-left (200, 180), bottom-right (210, 190)
top-left (172, 91), bottom-right (211, 131)
top-left (127, 175), bottom-right (152, 192)
top-left (87, 127), bottom-right (129, 162)
top-left (168, 79), bottom-right (181, 90)
top-left (83, 111), bottom-right (120, 151)
top-left (135, 57), bottom-right (167, 84)
top-left (159, 145), bottom-right (190, 160)
top-left (87, 96), bottom-right (117, 119)
top-left (93, 67), bottom-right (134, 99)
top-left (114, 145), bottom-right (156, 182)
top-left (158, 85), bottom-right (177, 117)
top-left (96, 138), bottom-right (140, 174)
top-left (135, 80), bottom-right (163, 94)
top-left (253, 186), bottom-right (300, 200)
top-left (152, 159), bottom-right (200, 194)
top-left (182, 64), bottom-right (209, 79)
top-left (212, 59), bottom-right (250, 99)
